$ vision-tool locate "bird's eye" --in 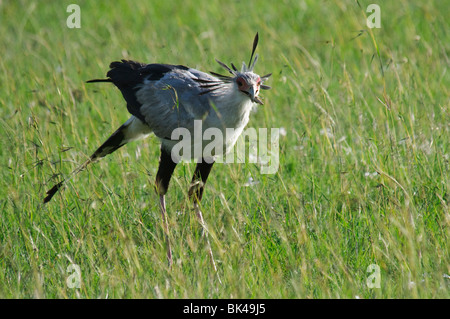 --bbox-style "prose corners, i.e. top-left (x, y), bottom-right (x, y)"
top-left (237, 79), bottom-right (244, 87)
